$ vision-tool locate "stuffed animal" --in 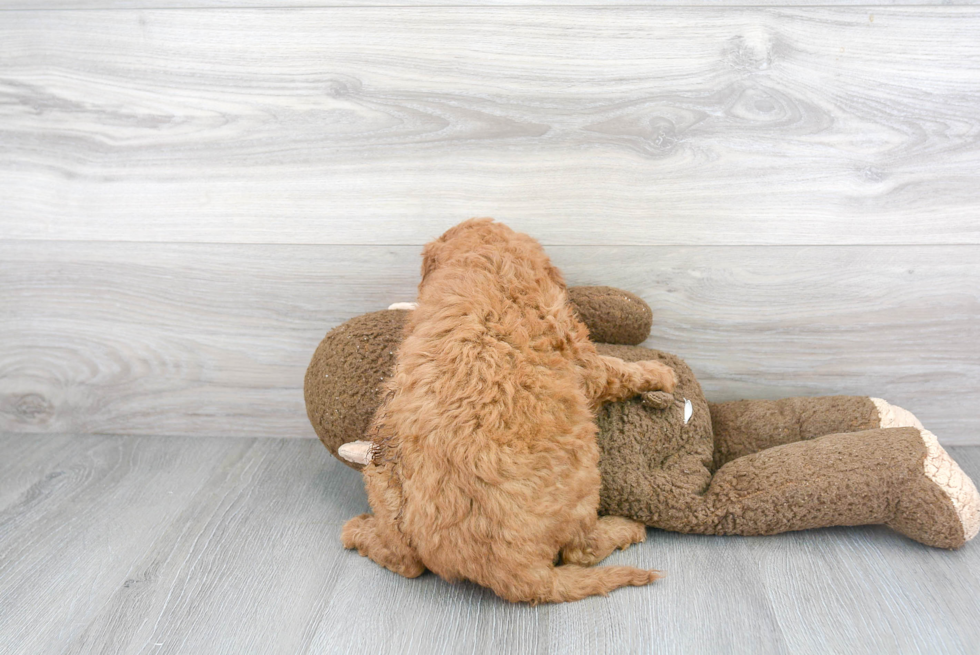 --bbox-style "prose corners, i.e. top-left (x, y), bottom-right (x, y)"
top-left (306, 286), bottom-right (980, 549)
